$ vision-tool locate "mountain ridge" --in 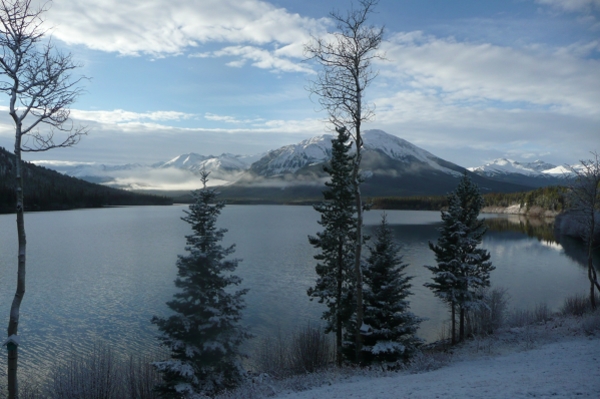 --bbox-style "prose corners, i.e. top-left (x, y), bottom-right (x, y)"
top-left (30, 130), bottom-right (570, 199)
